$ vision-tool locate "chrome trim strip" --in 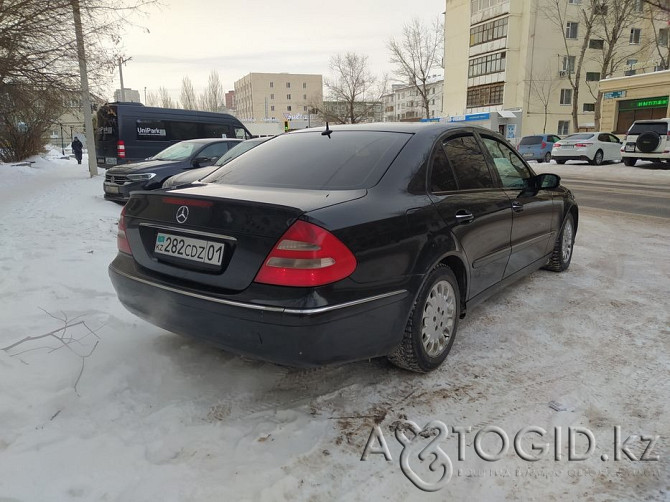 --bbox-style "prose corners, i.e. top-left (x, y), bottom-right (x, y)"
top-left (111, 266), bottom-right (406, 316)
top-left (283, 290), bottom-right (408, 315)
top-left (139, 223), bottom-right (237, 242)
